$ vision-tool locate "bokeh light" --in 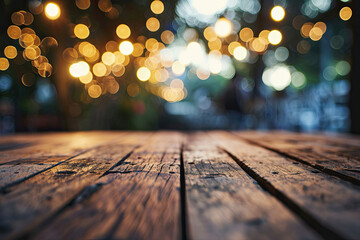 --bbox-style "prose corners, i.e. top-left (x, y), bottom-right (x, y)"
top-left (309, 27), bottom-right (323, 41)
top-left (189, 0), bottom-right (227, 16)
top-left (11, 12), bottom-right (25, 25)
top-left (186, 41), bottom-right (203, 65)
top-left (79, 72), bottom-right (93, 84)
top-left (93, 62), bottom-right (107, 77)
top-left (38, 62), bottom-right (53, 77)
top-left (88, 84), bottom-right (102, 98)
top-left (44, 3), bottom-right (61, 20)
top-left (21, 73), bottom-right (35, 87)
top-left (214, 18), bottom-right (232, 38)
top-left (172, 61), bottom-right (186, 76)
top-left (204, 27), bottom-right (217, 41)
top-left (339, 7), bottom-right (352, 21)
top-left (336, 60), bottom-right (351, 76)
top-left (22, 11), bottom-right (34, 25)
top-left (7, 25), bottom-right (21, 39)
top-left (119, 41), bottom-right (134, 55)
top-left (102, 52), bottom-right (115, 65)
top-left (161, 30), bottom-right (174, 44)
top-left (301, 22), bottom-right (313, 38)
top-left (150, 1), bottom-right (164, 14)
top-left (63, 48), bottom-right (78, 62)
top-left (69, 61), bottom-right (90, 77)
top-left (250, 38), bottom-right (267, 52)
top-left (268, 30), bottom-right (282, 45)
top-left (239, 27), bottom-right (253, 42)
top-left (262, 64), bottom-right (291, 91)
top-left (116, 24), bottom-right (131, 39)
top-left (291, 71), bottom-right (306, 89)
top-left (132, 43), bottom-right (144, 57)
top-left (4, 46), bottom-right (18, 59)
top-left (74, 24), bottom-right (90, 39)
top-left (0, 58), bottom-right (10, 71)
top-left (271, 6), bottom-right (285, 22)
top-left (98, 0), bottom-right (112, 12)
top-left (24, 46), bottom-right (41, 60)
top-left (228, 41), bottom-right (241, 55)
top-left (137, 67), bottom-right (151, 81)
top-left (146, 17), bottom-right (160, 32)
top-left (0, 0), bottom-right (356, 132)
top-left (233, 46), bottom-right (247, 61)
top-left (76, 0), bottom-right (91, 10)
